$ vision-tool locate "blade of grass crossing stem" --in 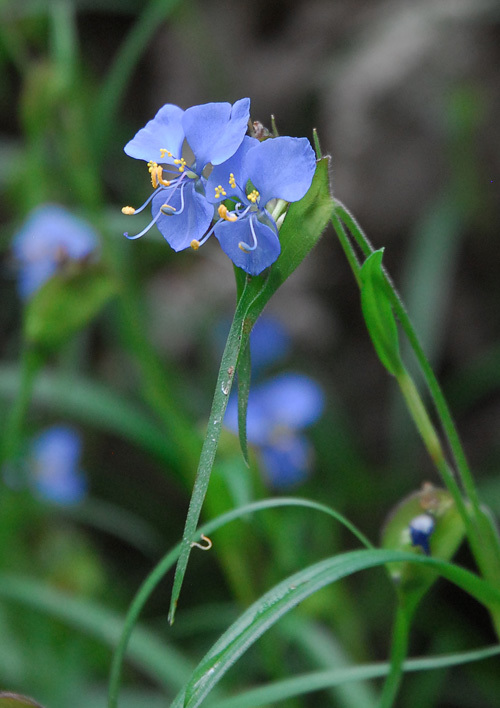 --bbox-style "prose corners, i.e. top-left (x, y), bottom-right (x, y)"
top-left (171, 549), bottom-right (500, 708)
